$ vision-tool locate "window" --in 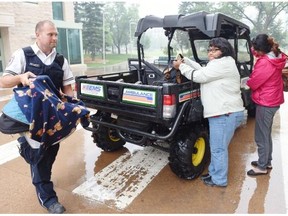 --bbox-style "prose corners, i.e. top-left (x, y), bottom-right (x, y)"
top-left (52, 2), bottom-right (64, 20)
top-left (68, 29), bottom-right (81, 64)
top-left (57, 28), bottom-right (81, 64)
top-left (194, 39), bottom-right (251, 61)
top-left (57, 28), bottom-right (68, 58)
